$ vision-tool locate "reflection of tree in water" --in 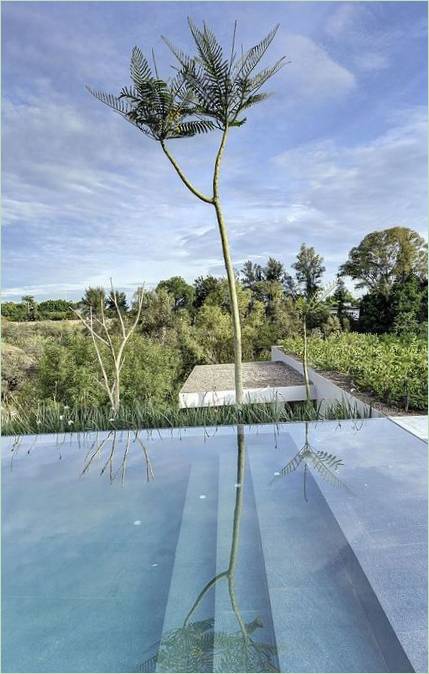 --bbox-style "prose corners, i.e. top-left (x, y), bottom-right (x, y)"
top-left (138, 426), bottom-right (279, 673)
top-left (140, 614), bottom-right (277, 673)
top-left (271, 421), bottom-right (349, 502)
top-left (8, 430), bottom-right (155, 485)
top-left (81, 430), bottom-right (155, 484)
